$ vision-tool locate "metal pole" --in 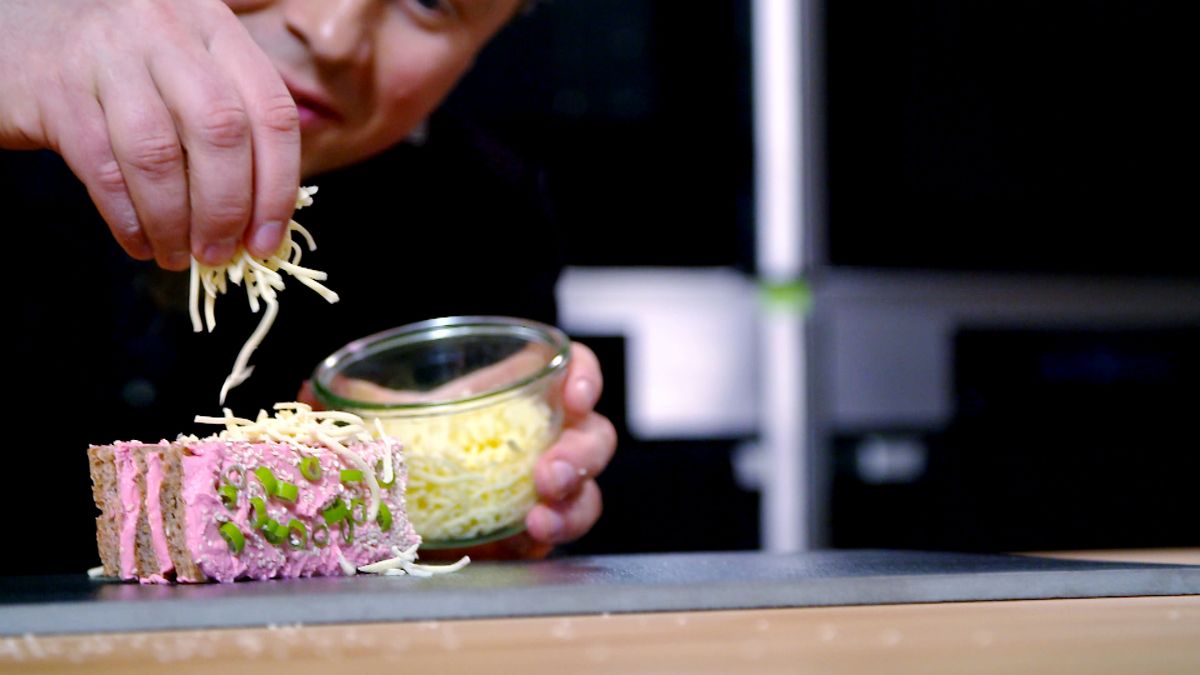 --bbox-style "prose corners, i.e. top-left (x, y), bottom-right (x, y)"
top-left (752, 0), bottom-right (810, 552)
